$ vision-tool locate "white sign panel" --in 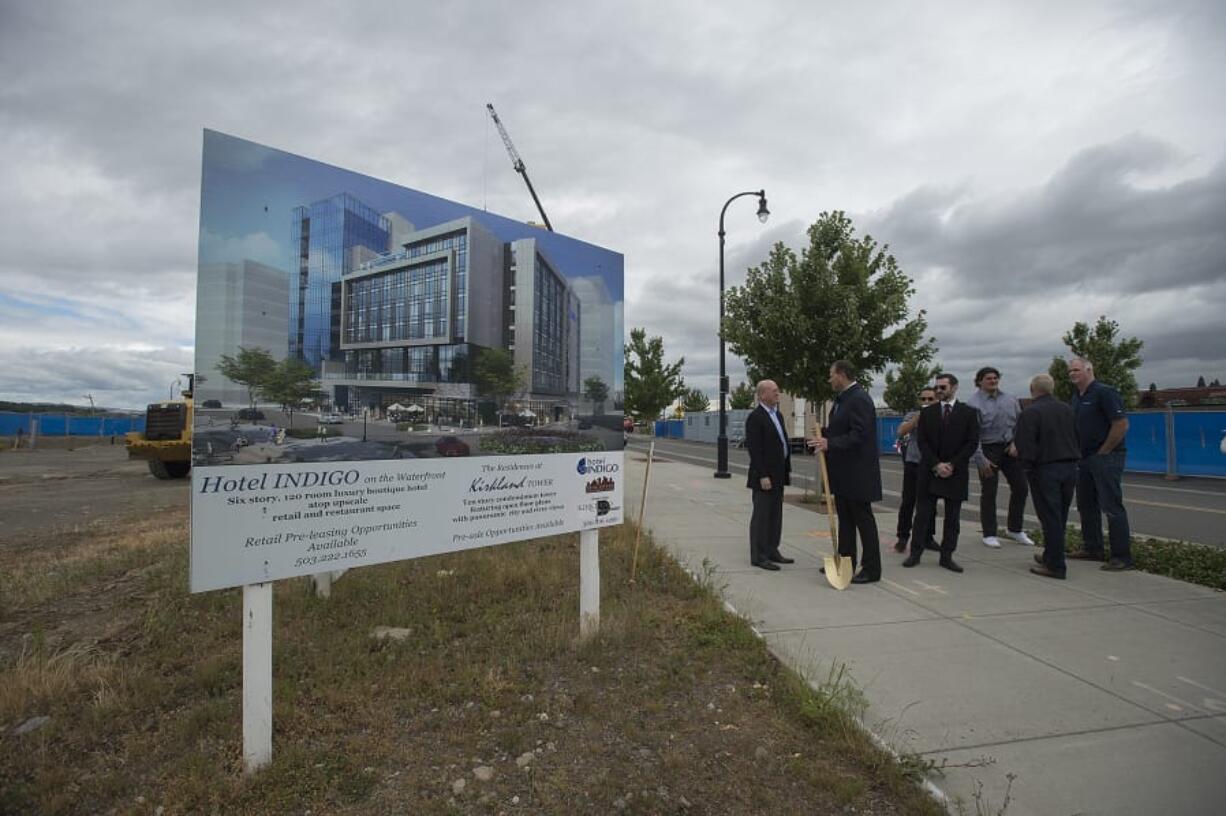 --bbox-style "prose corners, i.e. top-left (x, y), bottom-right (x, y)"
top-left (191, 452), bottom-right (624, 592)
